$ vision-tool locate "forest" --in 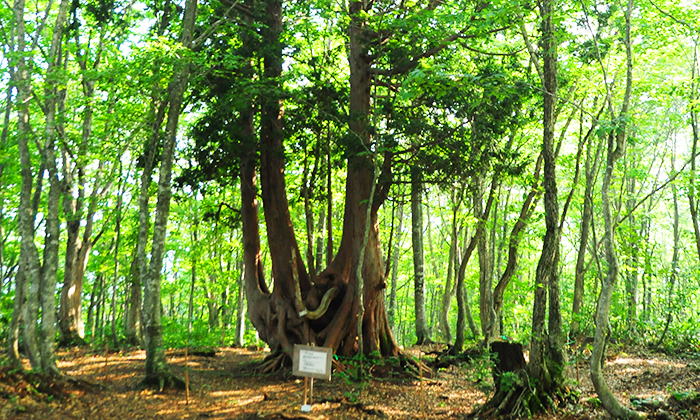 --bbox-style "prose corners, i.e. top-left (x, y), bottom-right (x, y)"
top-left (1, 0), bottom-right (700, 418)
